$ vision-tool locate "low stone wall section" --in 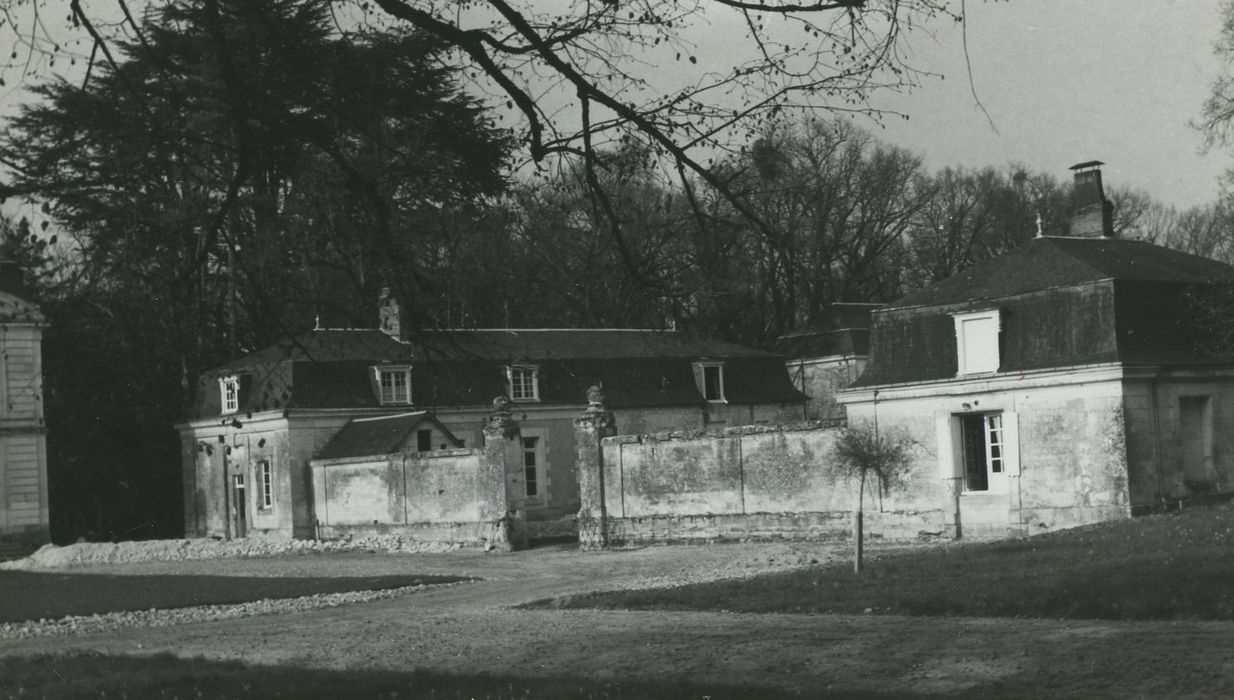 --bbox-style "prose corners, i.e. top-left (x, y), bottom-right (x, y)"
top-left (311, 448), bottom-right (514, 549)
top-left (580, 423), bottom-right (944, 547)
